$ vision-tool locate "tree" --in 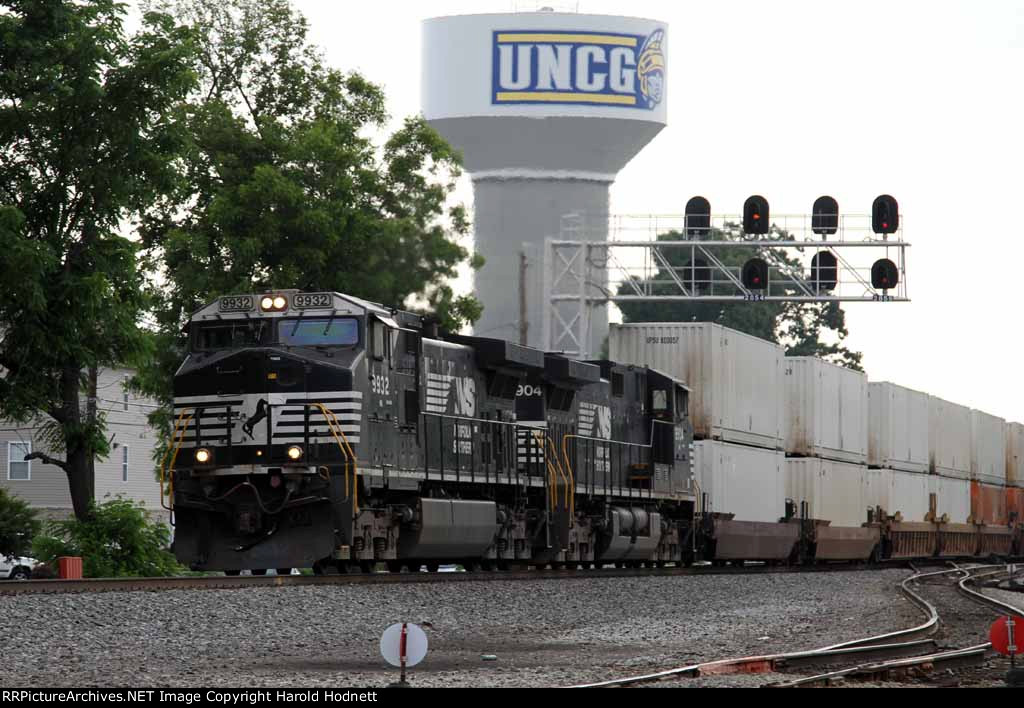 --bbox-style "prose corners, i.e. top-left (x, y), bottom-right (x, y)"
top-left (32, 496), bottom-right (180, 577)
top-left (0, 1), bottom-right (198, 519)
top-left (617, 224), bottom-right (862, 370)
top-left (0, 488), bottom-right (40, 558)
top-left (135, 0), bottom-right (482, 411)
